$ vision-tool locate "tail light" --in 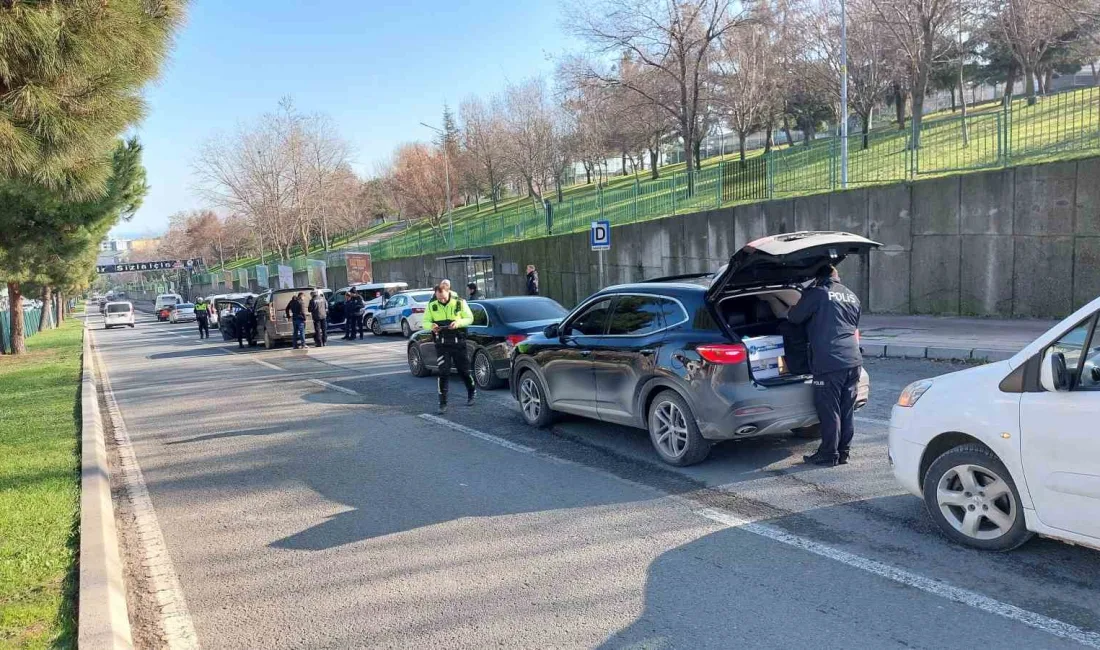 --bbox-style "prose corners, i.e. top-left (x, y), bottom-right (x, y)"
top-left (411, 307), bottom-right (425, 314)
top-left (697, 343), bottom-right (748, 365)
top-left (506, 334), bottom-right (527, 346)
